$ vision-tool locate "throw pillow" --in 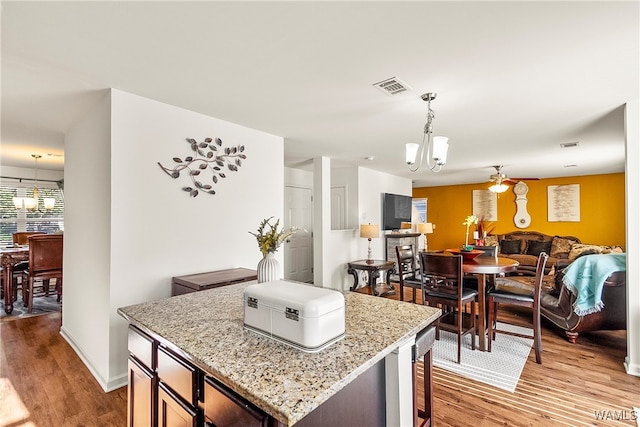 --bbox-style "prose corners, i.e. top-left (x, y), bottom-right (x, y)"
top-left (550, 267), bottom-right (564, 297)
top-left (499, 239), bottom-right (522, 255)
top-left (568, 243), bottom-right (603, 261)
top-left (600, 245), bottom-right (624, 254)
top-left (525, 240), bottom-right (552, 257)
top-left (550, 236), bottom-right (577, 258)
top-left (484, 235), bottom-right (499, 248)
